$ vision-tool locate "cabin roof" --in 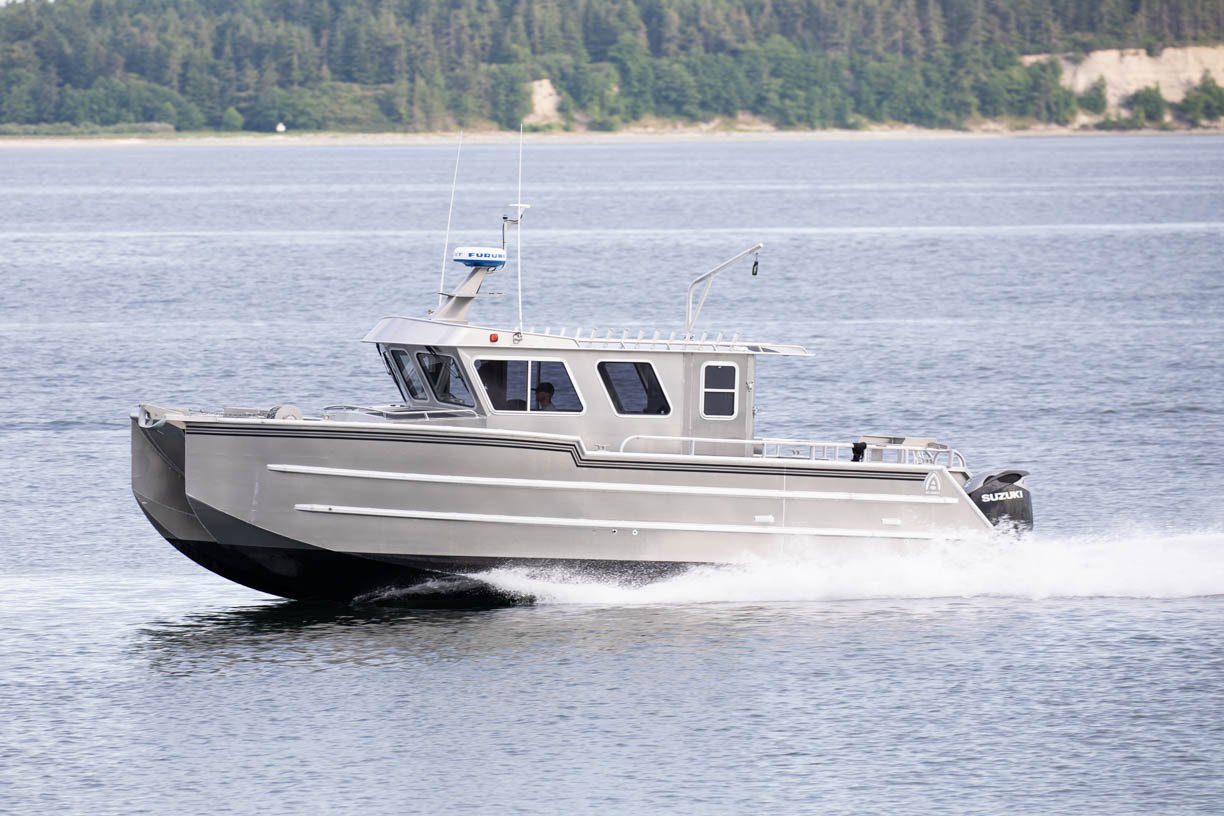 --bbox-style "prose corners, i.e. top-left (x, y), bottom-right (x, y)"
top-left (363, 317), bottom-right (811, 357)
